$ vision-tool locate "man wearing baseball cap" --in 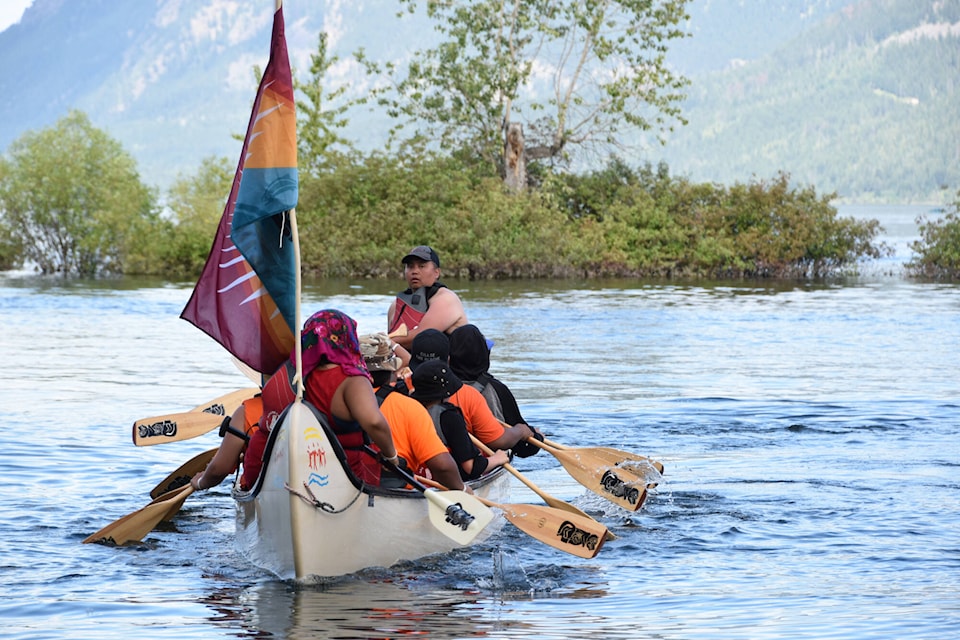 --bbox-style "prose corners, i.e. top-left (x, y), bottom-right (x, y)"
top-left (387, 245), bottom-right (468, 350)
